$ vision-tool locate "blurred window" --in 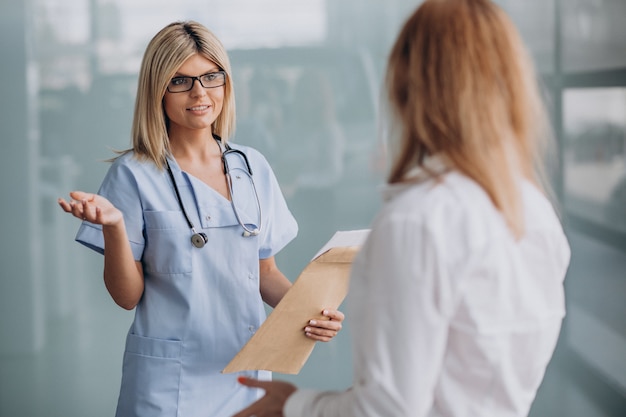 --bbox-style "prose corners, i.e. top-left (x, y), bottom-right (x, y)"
top-left (563, 88), bottom-right (626, 233)
top-left (562, 0), bottom-right (626, 72)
